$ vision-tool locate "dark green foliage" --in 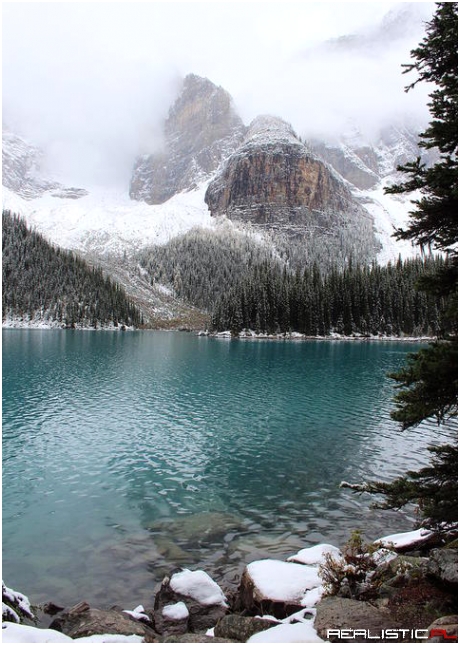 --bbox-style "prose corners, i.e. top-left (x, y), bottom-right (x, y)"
top-left (390, 341), bottom-right (458, 429)
top-left (351, 3), bottom-right (458, 532)
top-left (211, 256), bottom-right (447, 337)
top-left (2, 211), bottom-right (142, 328)
top-left (139, 226), bottom-right (278, 311)
top-left (386, 3), bottom-right (458, 254)
top-left (343, 445), bottom-right (458, 531)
